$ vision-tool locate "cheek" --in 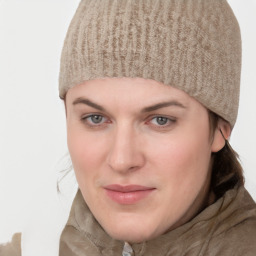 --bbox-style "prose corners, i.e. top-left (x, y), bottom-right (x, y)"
top-left (67, 126), bottom-right (107, 186)
top-left (149, 132), bottom-right (212, 223)
top-left (151, 130), bottom-right (212, 190)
